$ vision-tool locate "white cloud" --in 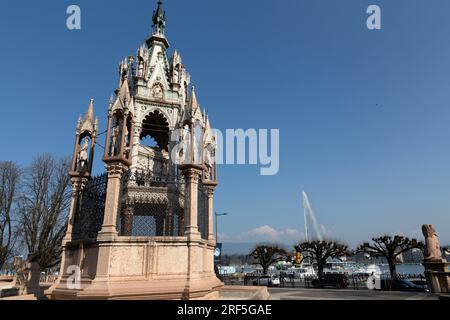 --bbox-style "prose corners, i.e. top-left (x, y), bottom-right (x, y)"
top-left (284, 228), bottom-right (301, 237)
top-left (246, 225), bottom-right (279, 240)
